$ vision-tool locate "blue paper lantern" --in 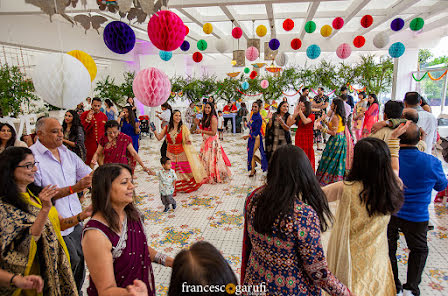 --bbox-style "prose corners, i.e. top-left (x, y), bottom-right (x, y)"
top-left (103, 21), bottom-right (136, 54)
top-left (390, 18), bottom-right (404, 31)
top-left (389, 42), bottom-right (405, 58)
top-left (306, 44), bottom-right (321, 59)
top-left (241, 81), bottom-right (249, 90)
top-left (159, 50), bottom-right (173, 61)
top-left (180, 40), bottom-right (190, 52)
top-left (269, 39), bottom-right (280, 51)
